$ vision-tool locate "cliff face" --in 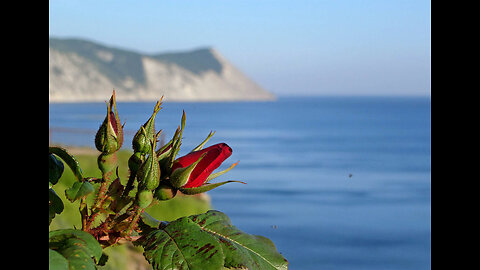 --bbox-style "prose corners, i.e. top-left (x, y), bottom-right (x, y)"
top-left (49, 38), bottom-right (275, 102)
